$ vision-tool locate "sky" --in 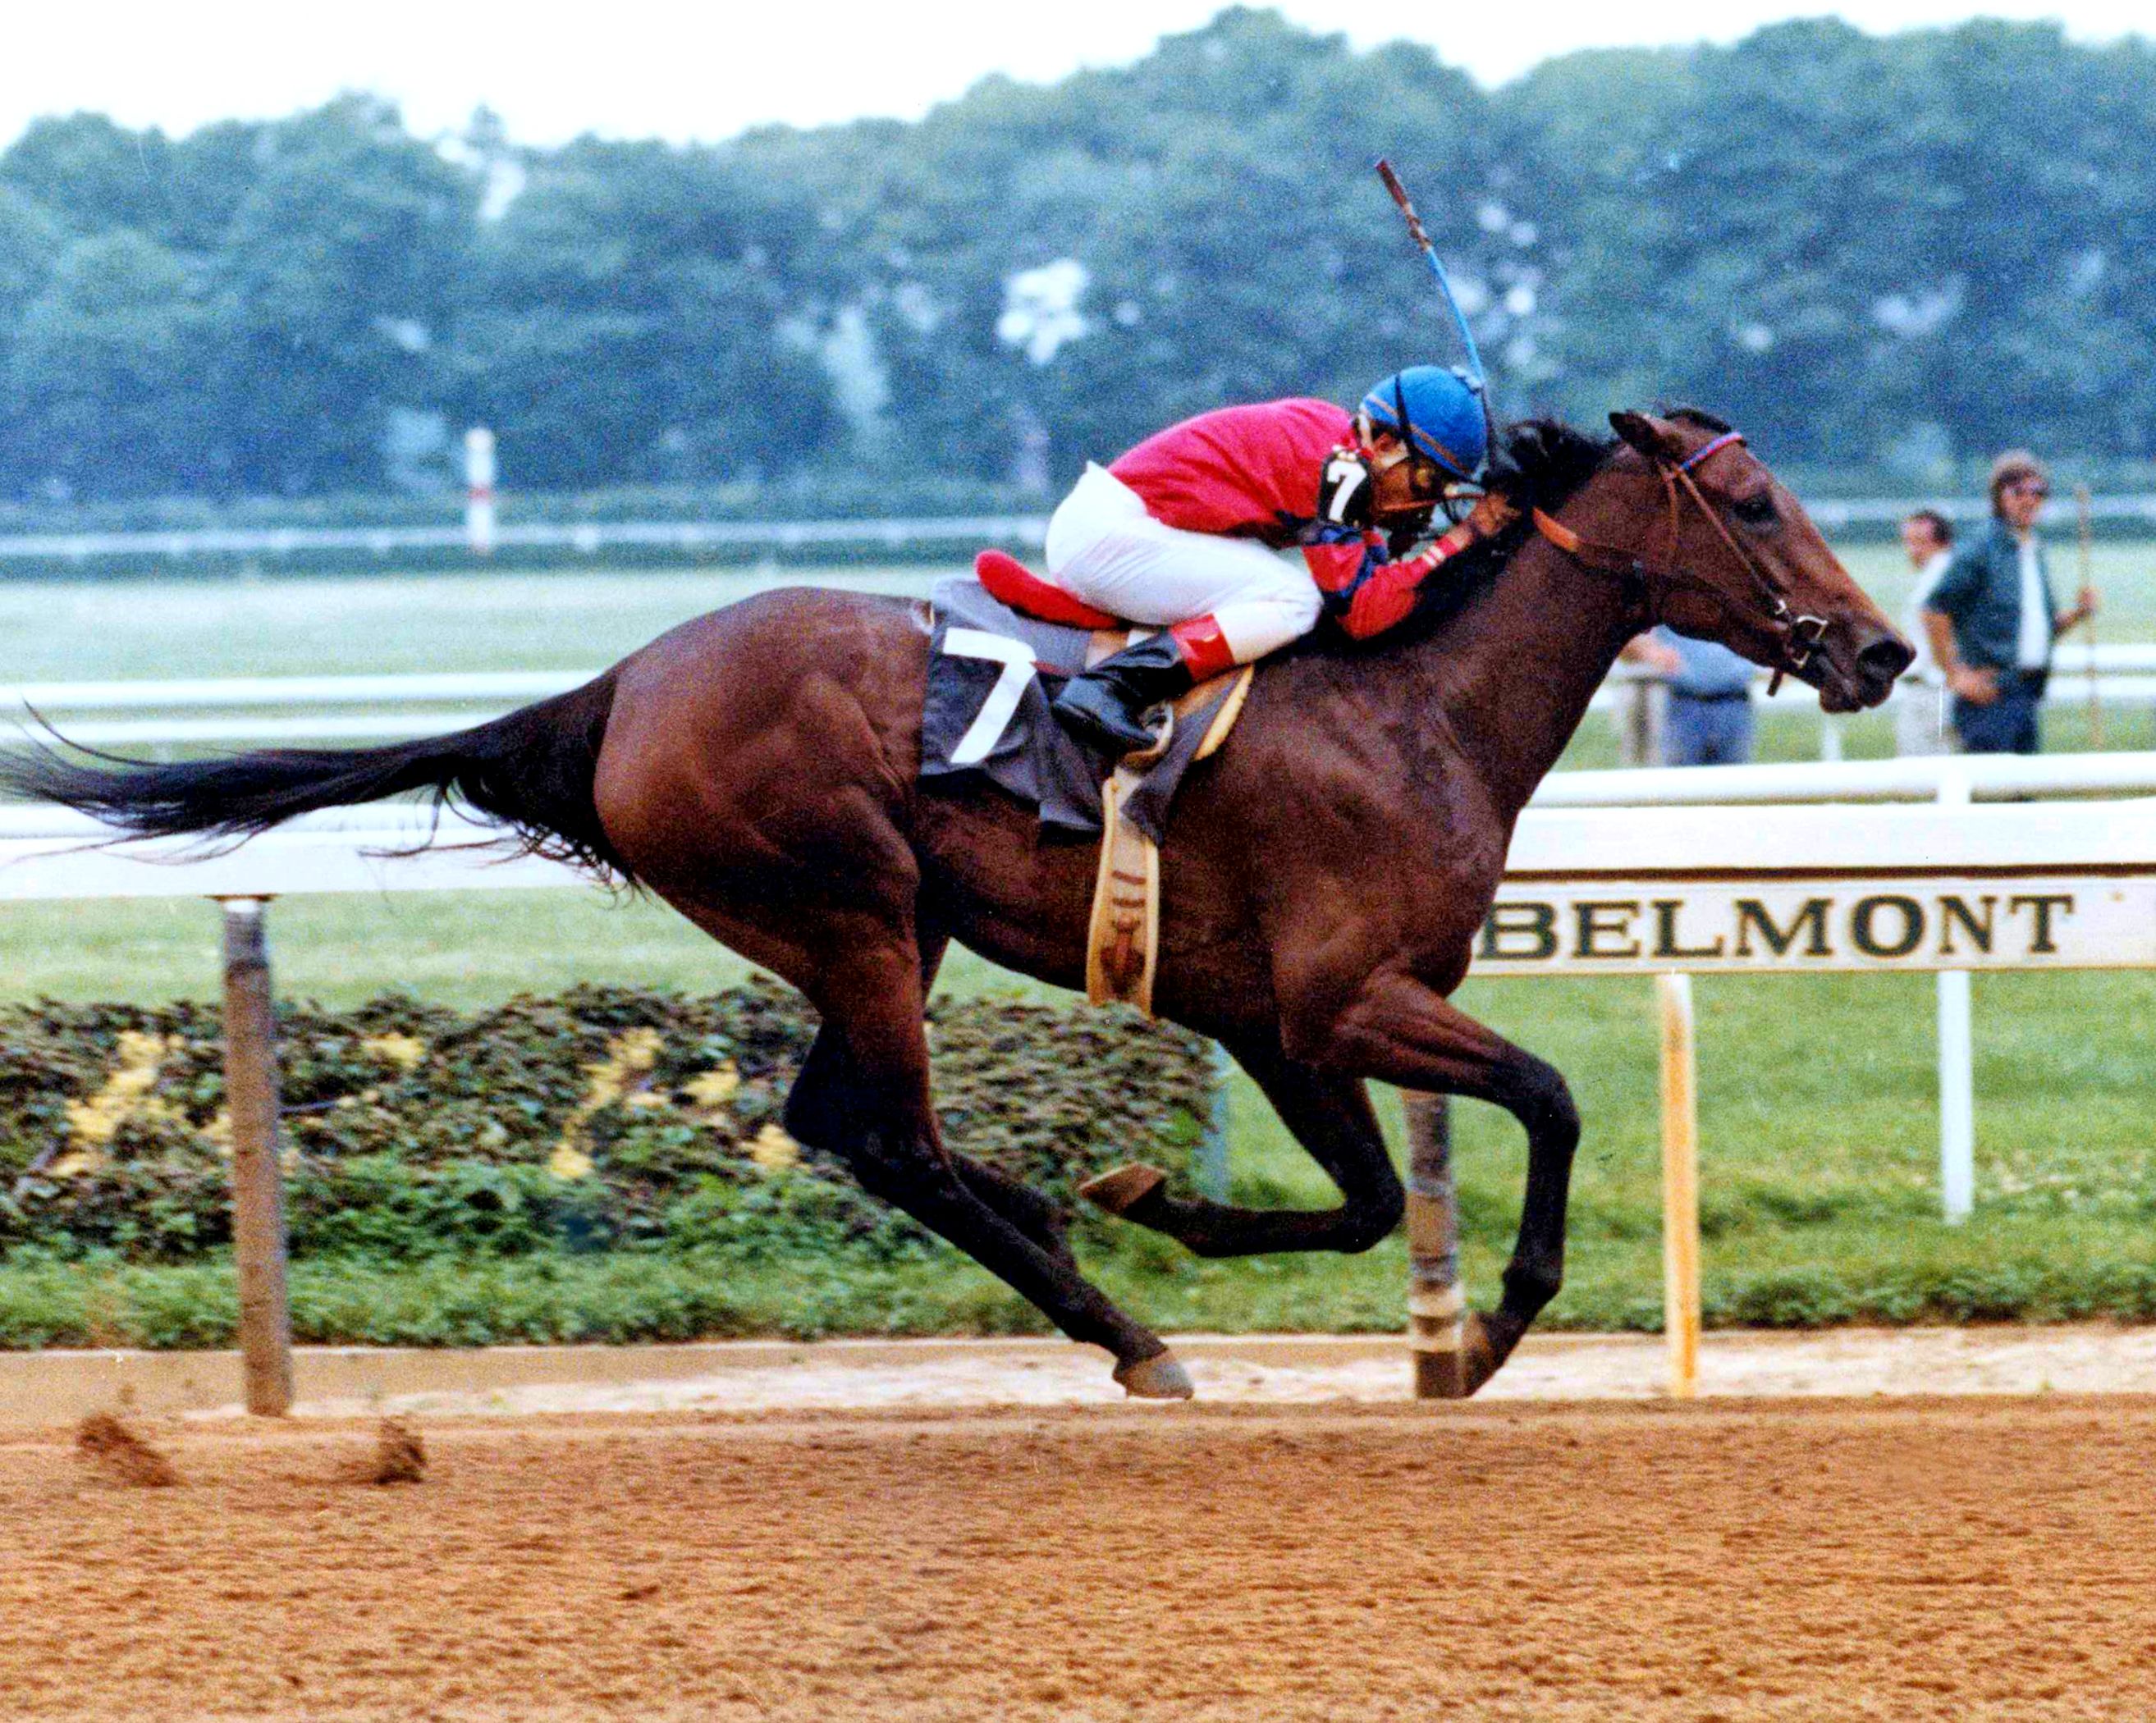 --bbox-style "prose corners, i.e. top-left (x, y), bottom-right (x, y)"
top-left (3, 0), bottom-right (2149, 149)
